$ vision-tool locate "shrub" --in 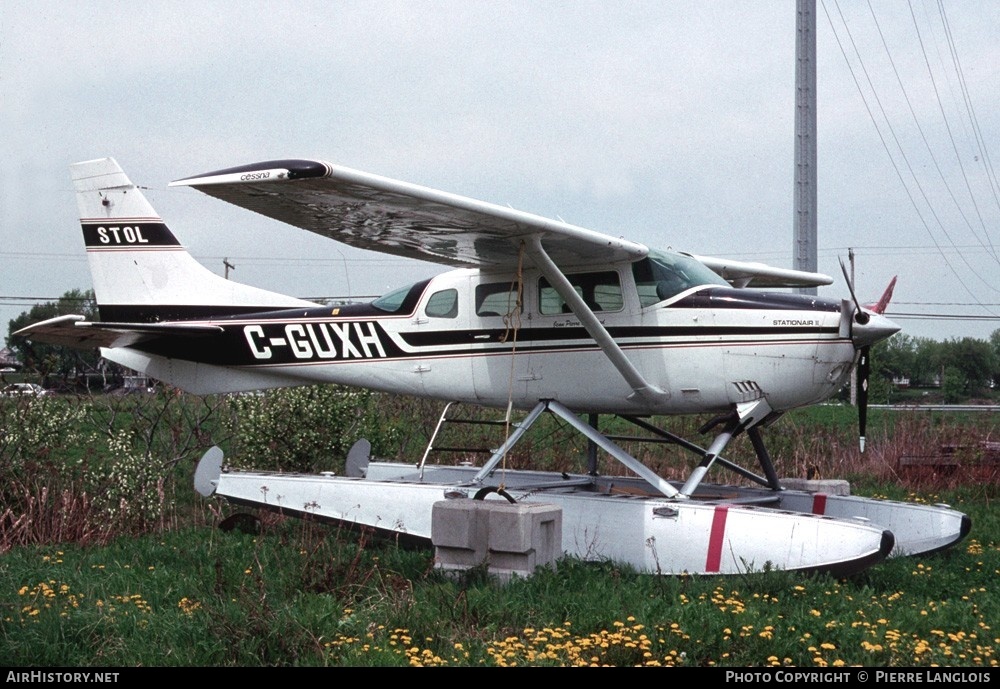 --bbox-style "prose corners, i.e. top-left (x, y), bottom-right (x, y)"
top-left (224, 386), bottom-right (402, 473)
